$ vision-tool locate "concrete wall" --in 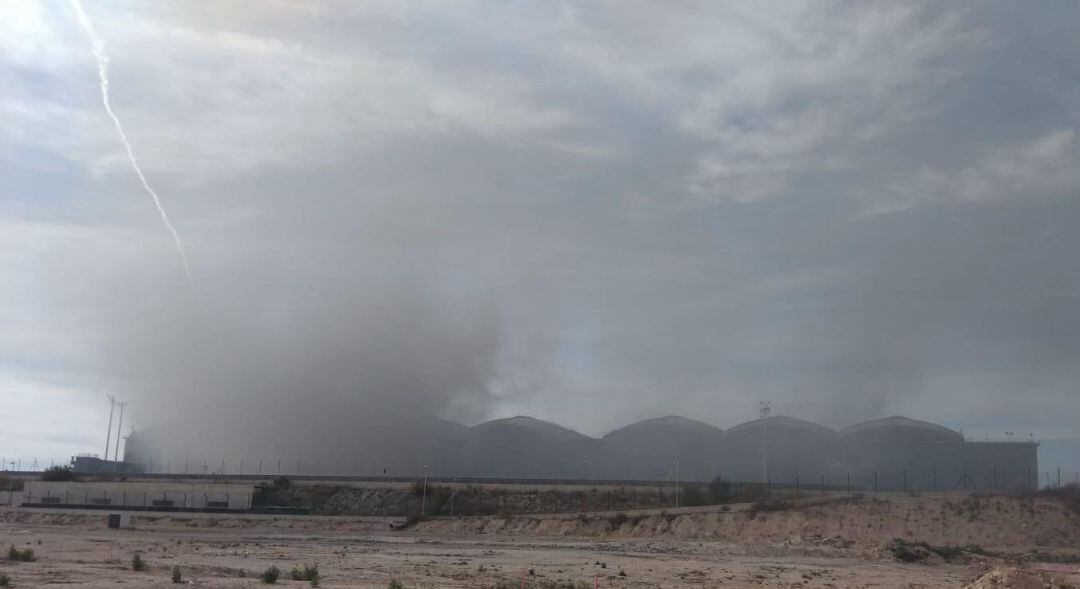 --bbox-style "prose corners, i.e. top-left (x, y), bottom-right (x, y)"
top-left (23, 481), bottom-right (253, 510)
top-left (840, 441), bottom-right (1038, 491)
